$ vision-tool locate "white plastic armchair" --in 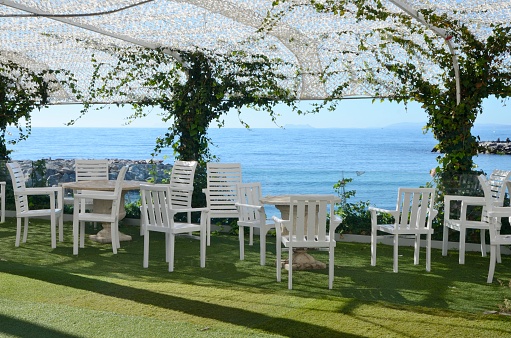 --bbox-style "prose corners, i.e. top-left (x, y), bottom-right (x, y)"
top-left (273, 195), bottom-right (342, 290)
top-left (6, 162), bottom-right (64, 248)
top-left (140, 184), bottom-right (208, 272)
top-left (64, 159), bottom-right (110, 209)
top-left (72, 166), bottom-right (127, 255)
top-left (235, 182), bottom-right (275, 265)
top-left (474, 174), bottom-right (511, 283)
top-left (202, 163), bottom-right (242, 246)
top-left (140, 160), bottom-right (197, 236)
top-left (442, 170), bottom-right (510, 264)
top-left (370, 188), bottom-right (437, 273)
